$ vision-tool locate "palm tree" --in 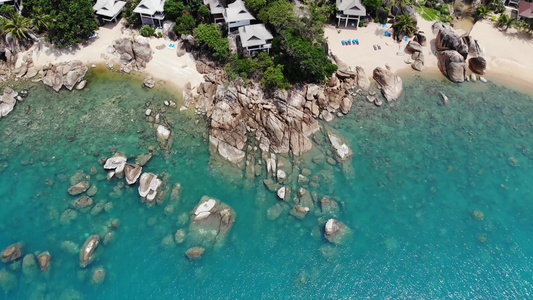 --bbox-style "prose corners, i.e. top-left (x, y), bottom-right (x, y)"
top-left (392, 14), bottom-right (417, 40)
top-left (475, 5), bottom-right (490, 22)
top-left (30, 6), bottom-right (51, 33)
top-left (496, 13), bottom-right (515, 31)
top-left (3, 14), bottom-right (33, 51)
